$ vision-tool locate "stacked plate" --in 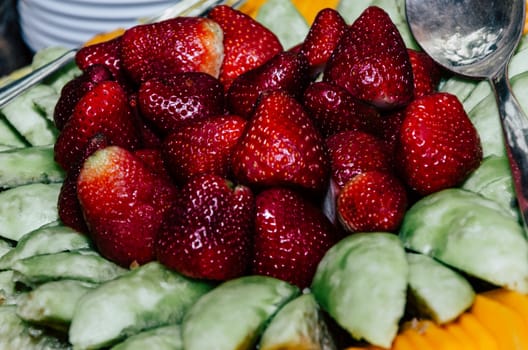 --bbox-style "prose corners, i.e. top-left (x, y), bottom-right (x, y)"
top-left (18, 0), bottom-right (179, 52)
